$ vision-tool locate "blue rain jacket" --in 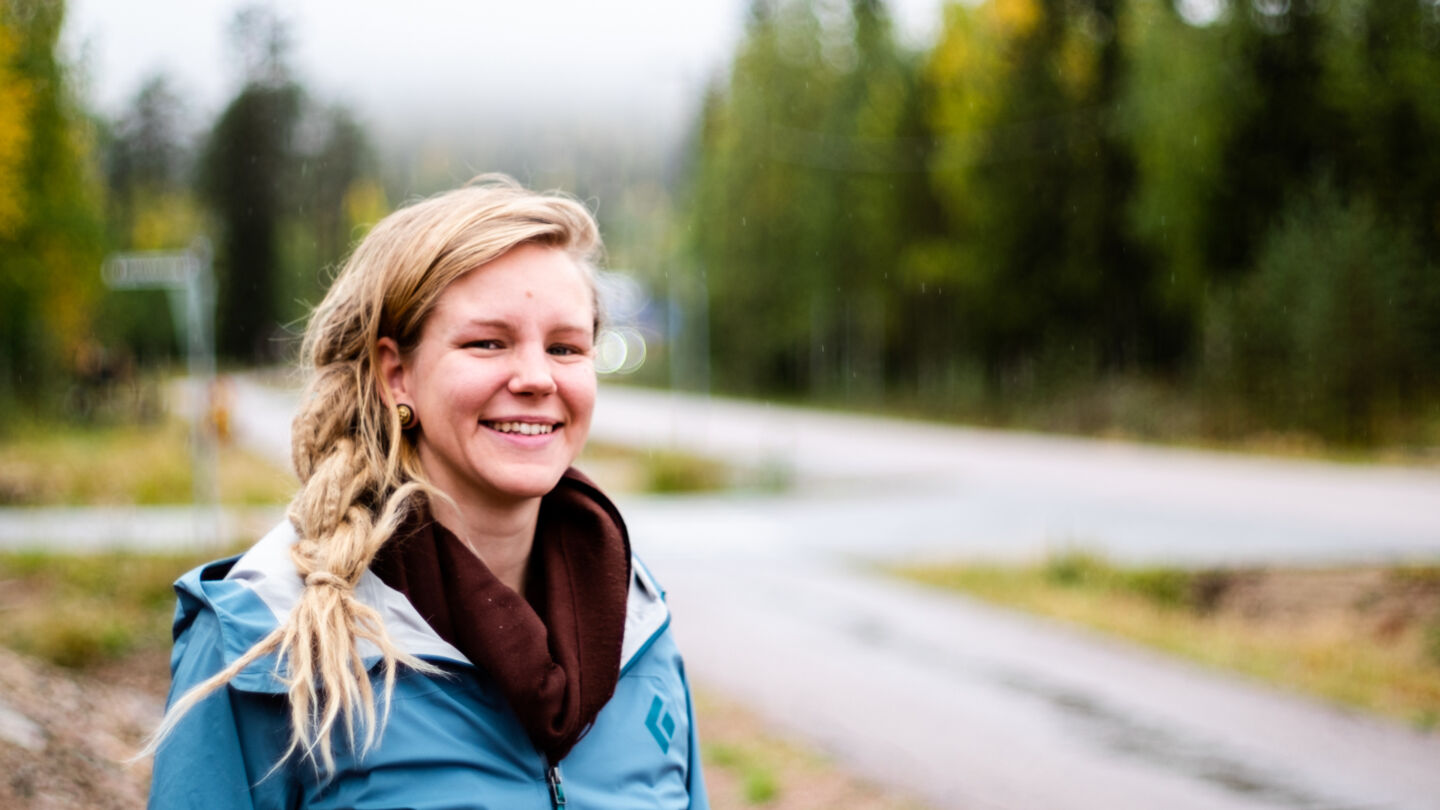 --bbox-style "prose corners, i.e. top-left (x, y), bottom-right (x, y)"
top-left (148, 521), bottom-right (709, 809)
